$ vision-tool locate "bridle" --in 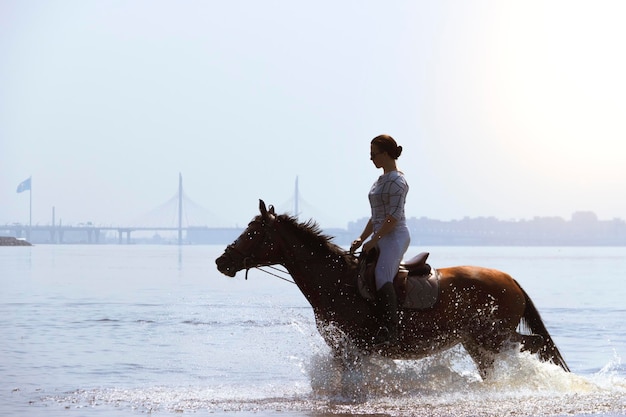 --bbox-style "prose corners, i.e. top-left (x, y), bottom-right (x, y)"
top-left (221, 214), bottom-right (357, 285)
top-left (222, 217), bottom-right (295, 282)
